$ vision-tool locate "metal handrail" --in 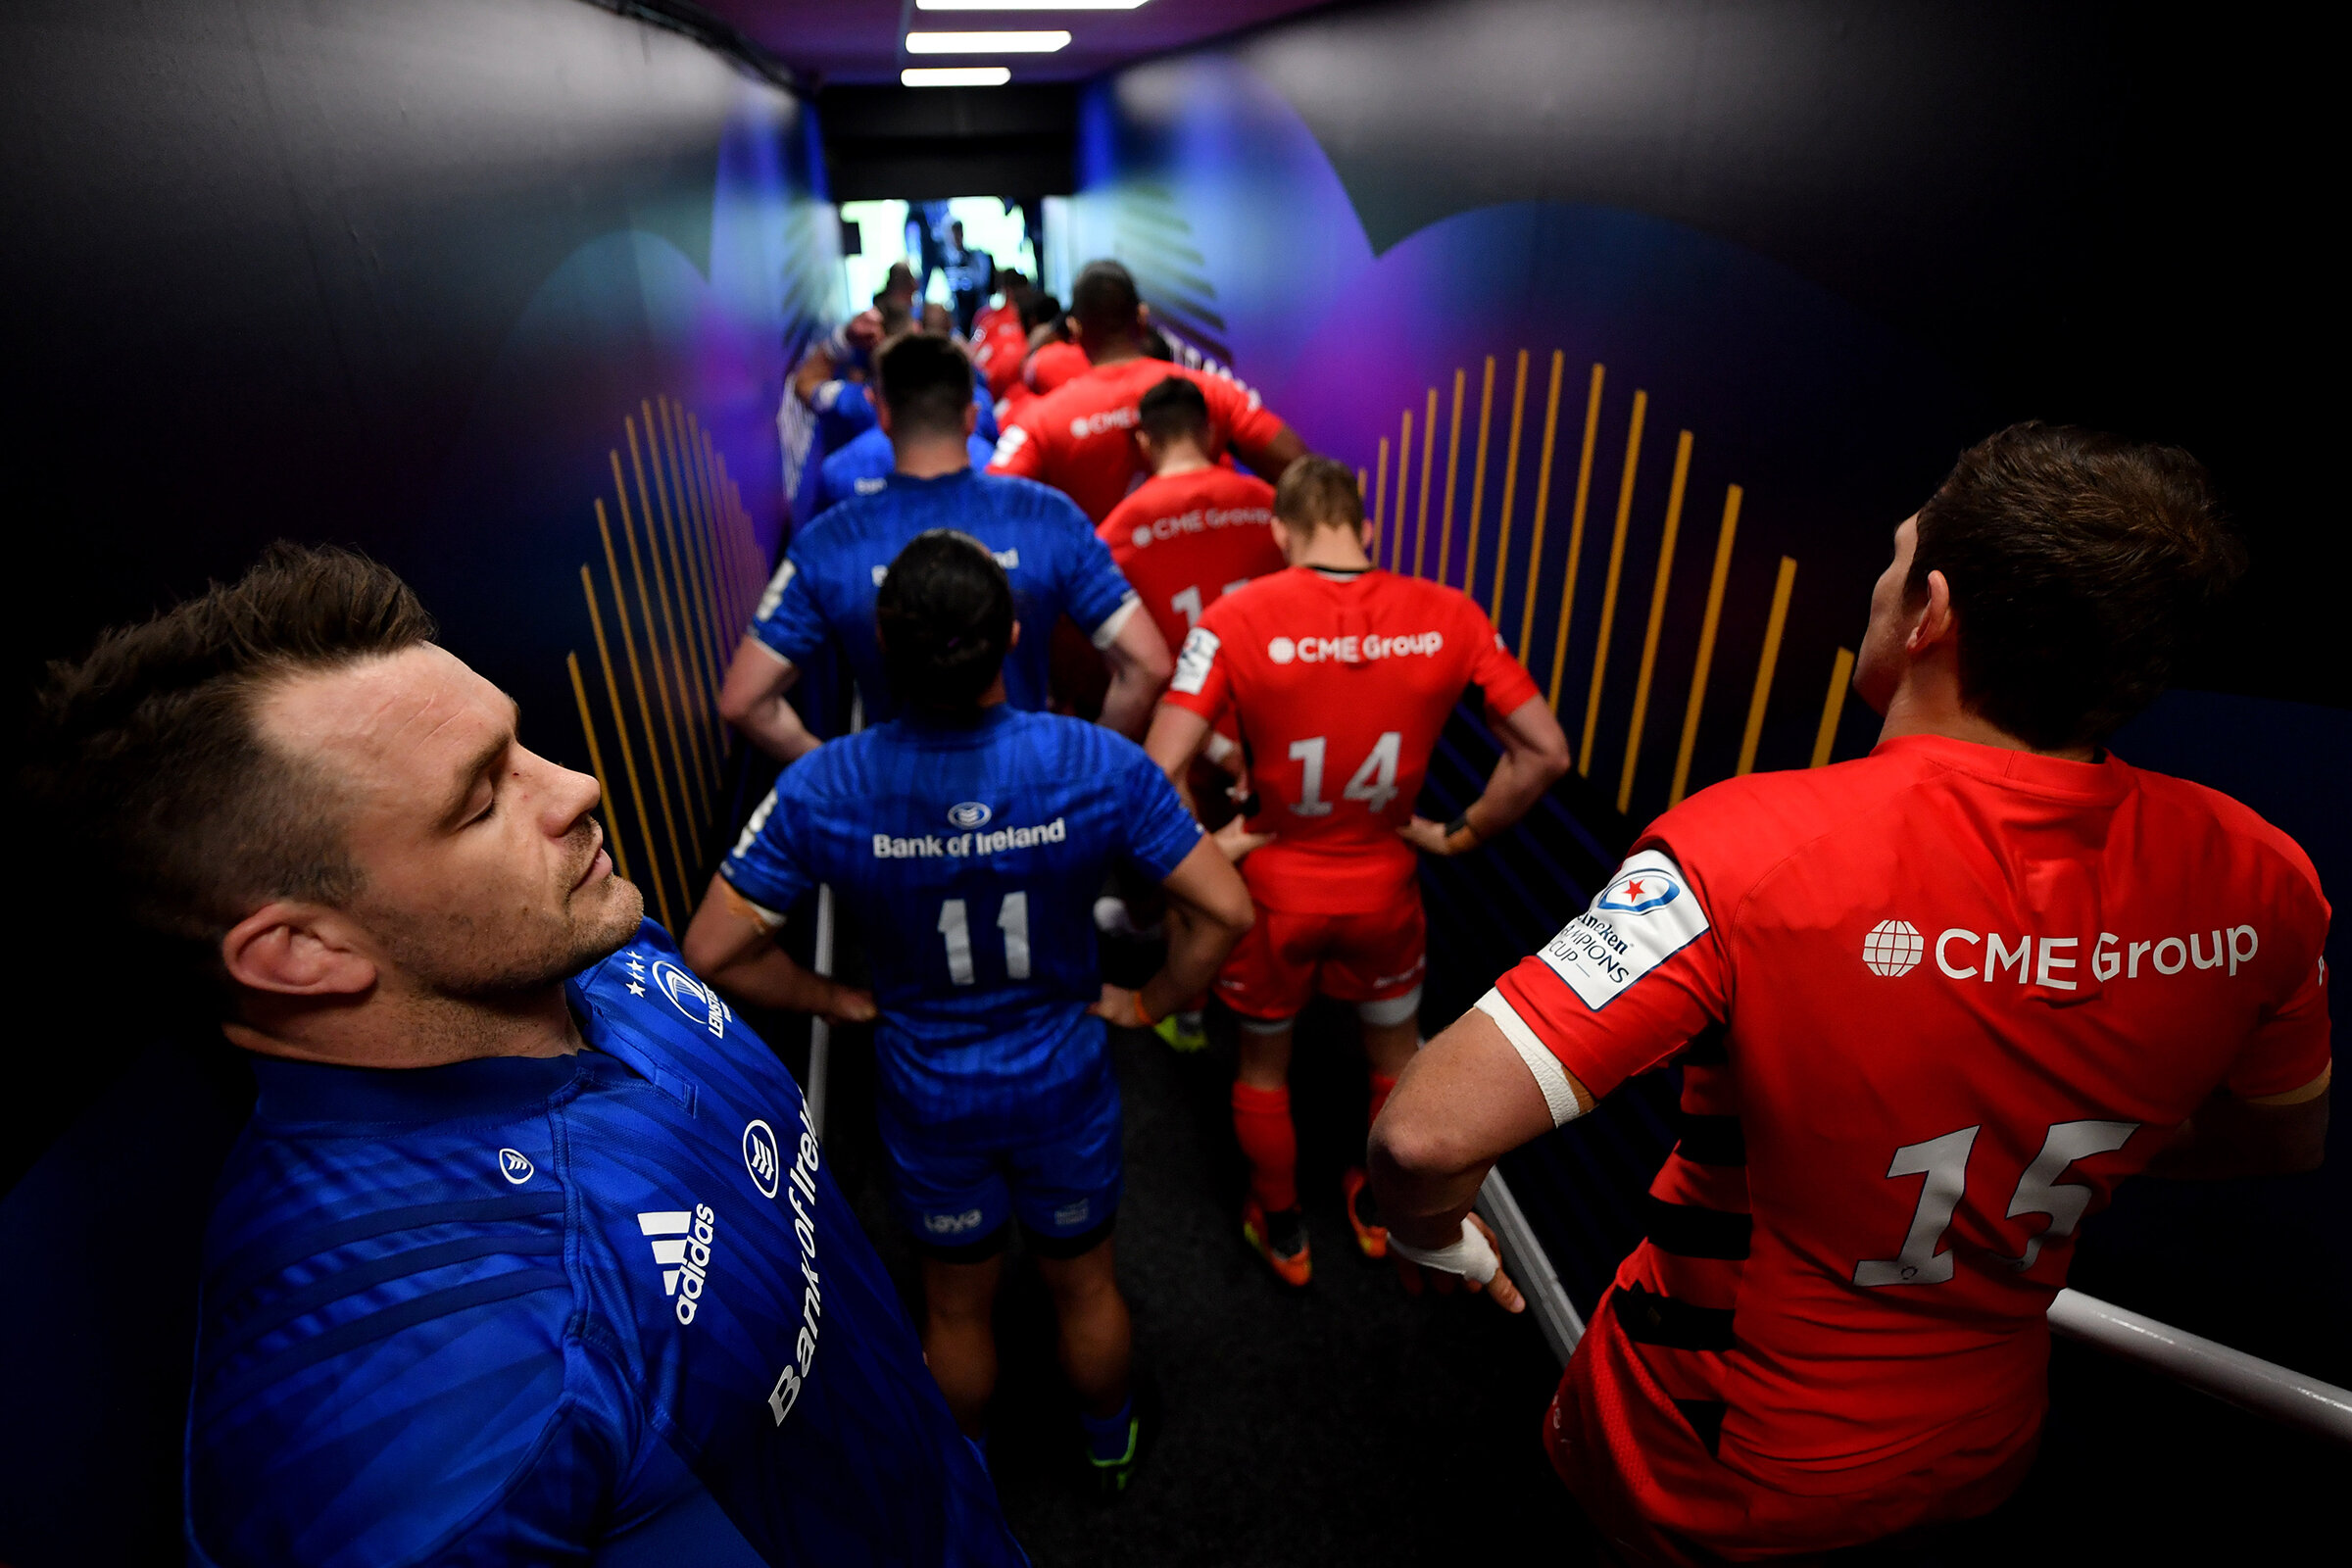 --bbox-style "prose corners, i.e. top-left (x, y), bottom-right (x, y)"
top-left (1482, 1178), bottom-right (2352, 1446)
top-left (2048, 1287), bottom-right (2352, 1444)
